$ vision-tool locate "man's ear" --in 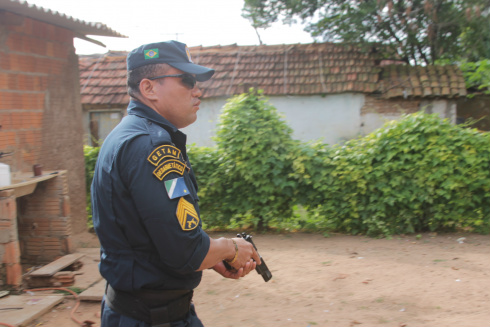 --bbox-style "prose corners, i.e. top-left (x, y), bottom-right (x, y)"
top-left (139, 79), bottom-right (159, 100)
